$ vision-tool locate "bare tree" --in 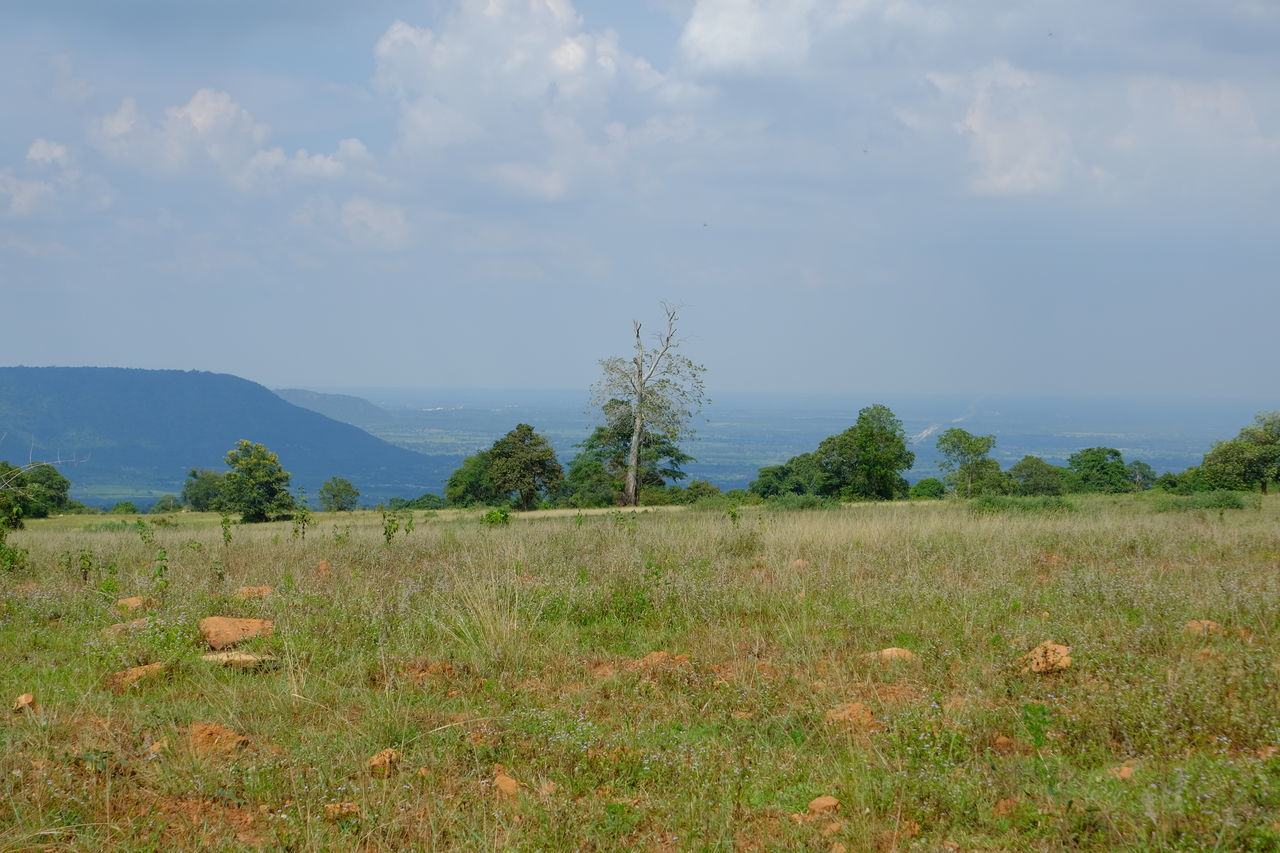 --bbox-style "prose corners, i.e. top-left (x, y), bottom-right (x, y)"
top-left (591, 304), bottom-right (707, 506)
